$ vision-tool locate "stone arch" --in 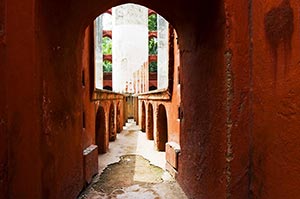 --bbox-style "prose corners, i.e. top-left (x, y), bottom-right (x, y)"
top-left (148, 9), bottom-right (156, 16)
top-left (109, 102), bottom-right (116, 141)
top-left (146, 103), bottom-right (154, 140)
top-left (103, 85), bottom-right (112, 90)
top-left (149, 85), bottom-right (157, 91)
top-left (157, 104), bottom-right (168, 151)
top-left (95, 106), bottom-right (107, 153)
top-left (141, 101), bottom-right (146, 132)
top-left (38, 1), bottom-right (226, 198)
top-left (102, 31), bottom-right (112, 39)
